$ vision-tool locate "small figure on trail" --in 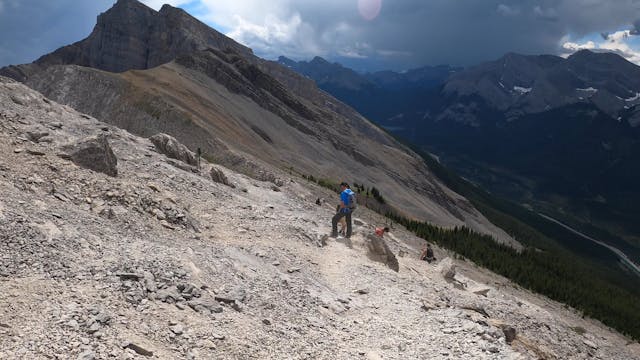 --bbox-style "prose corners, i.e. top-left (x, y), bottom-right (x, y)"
top-left (420, 244), bottom-right (436, 263)
top-left (331, 182), bottom-right (356, 238)
top-left (316, 198), bottom-right (321, 206)
top-left (374, 226), bottom-right (389, 238)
